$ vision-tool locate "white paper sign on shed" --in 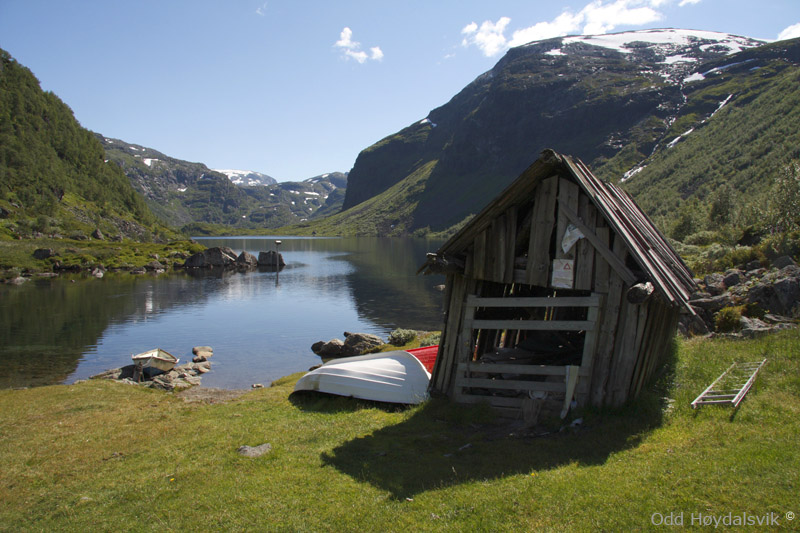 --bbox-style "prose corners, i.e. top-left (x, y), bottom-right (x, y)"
top-left (551, 259), bottom-right (574, 289)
